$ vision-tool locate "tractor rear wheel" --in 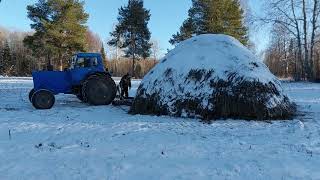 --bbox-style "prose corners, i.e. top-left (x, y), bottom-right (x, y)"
top-left (29, 89), bottom-right (35, 102)
top-left (76, 93), bottom-right (84, 102)
top-left (31, 90), bottom-right (55, 109)
top-left (82, 75), bottom-right (116, 105)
